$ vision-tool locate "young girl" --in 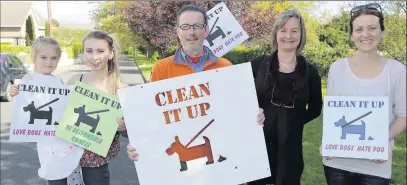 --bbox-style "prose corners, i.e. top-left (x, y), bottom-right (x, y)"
top-left (9, 37), bottom-right (85, 185)
top-left (322, 3), bottom-right (406, 185)
top-left (63, 30), bottom-right (128, 185)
